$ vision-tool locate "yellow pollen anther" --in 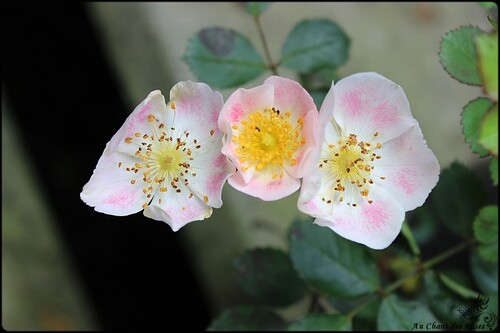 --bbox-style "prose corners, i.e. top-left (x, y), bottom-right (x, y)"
top-left (125, 137), bottom-right (133, 144)
top-left (148, 114), bottom-right (155, 122)
top-left (322, 132), bottom-right (384, 206)
top-left (233, 107), bottom-right (303, 172)
top-left (203, 195), bottom-right (209, 203)
top-left (170, 102), bottom-right (176, 109)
